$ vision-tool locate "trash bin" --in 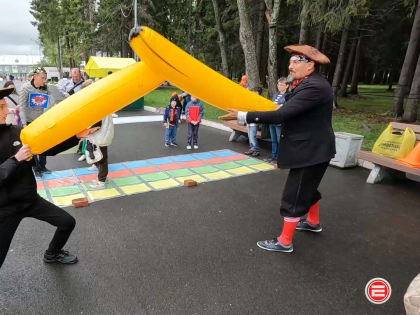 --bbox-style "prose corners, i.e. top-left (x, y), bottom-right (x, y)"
top-left (330, 132), bottom-right (364, 168)
top-left (122, 97), bottom-right (144, 111)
